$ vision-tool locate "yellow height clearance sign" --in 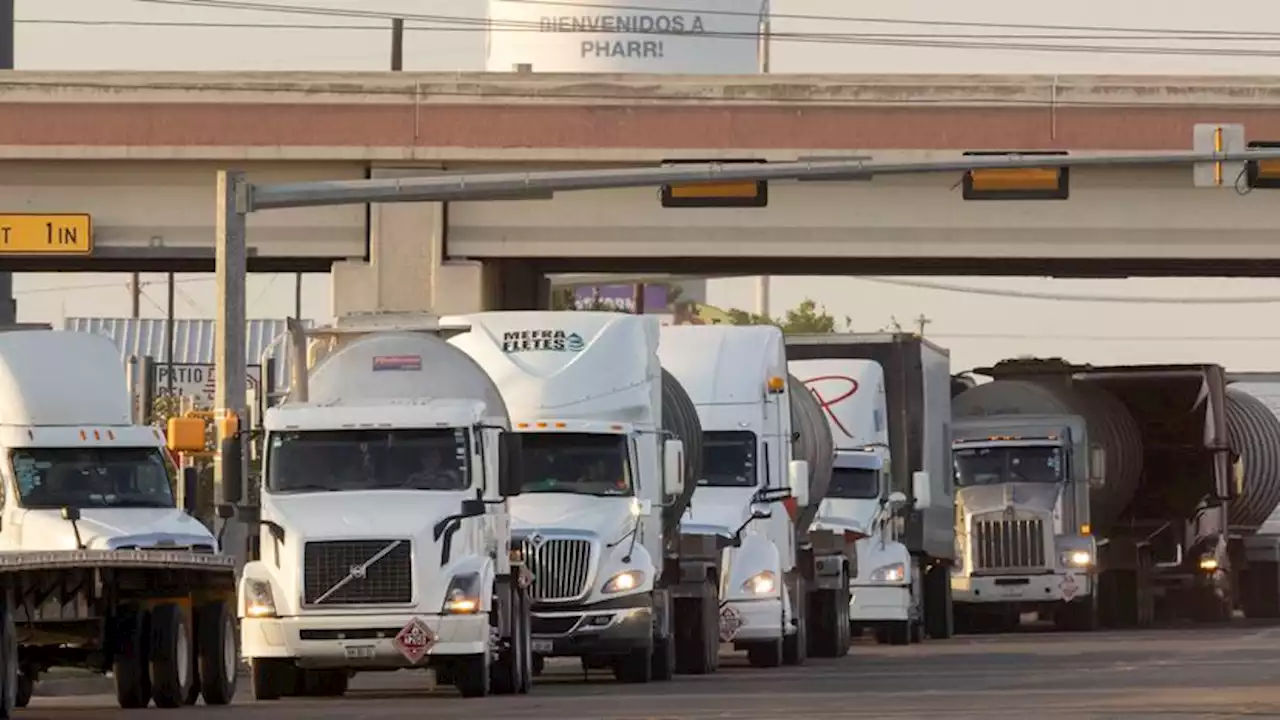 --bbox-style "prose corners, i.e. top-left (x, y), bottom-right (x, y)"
top-left (0, 214), bottom-right (93, 255)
